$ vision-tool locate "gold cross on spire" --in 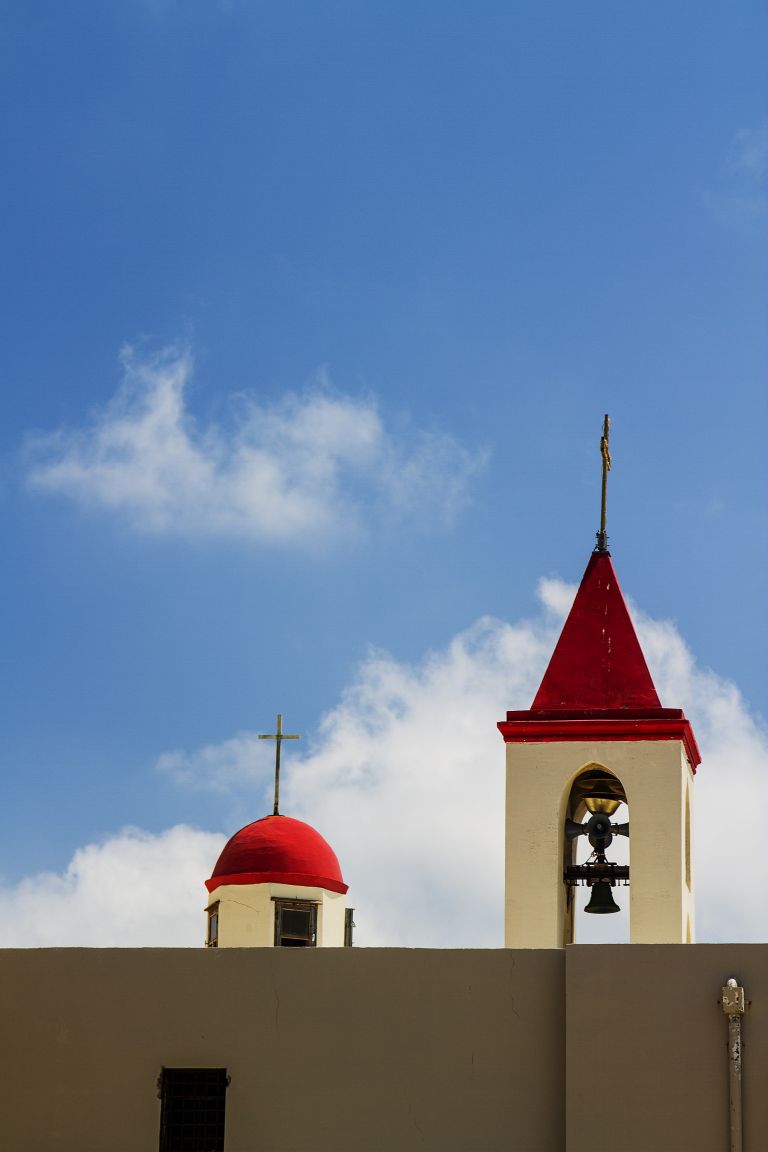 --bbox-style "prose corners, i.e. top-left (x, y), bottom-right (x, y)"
top-left (596, 414), bottom-right (611, 553)
top-left (258, 713), bottom-right (300, 816)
